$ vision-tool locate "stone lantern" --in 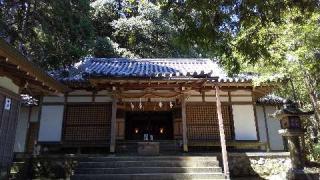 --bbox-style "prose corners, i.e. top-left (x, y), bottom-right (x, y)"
top-left (272, 100), bottom-right (313, 179)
